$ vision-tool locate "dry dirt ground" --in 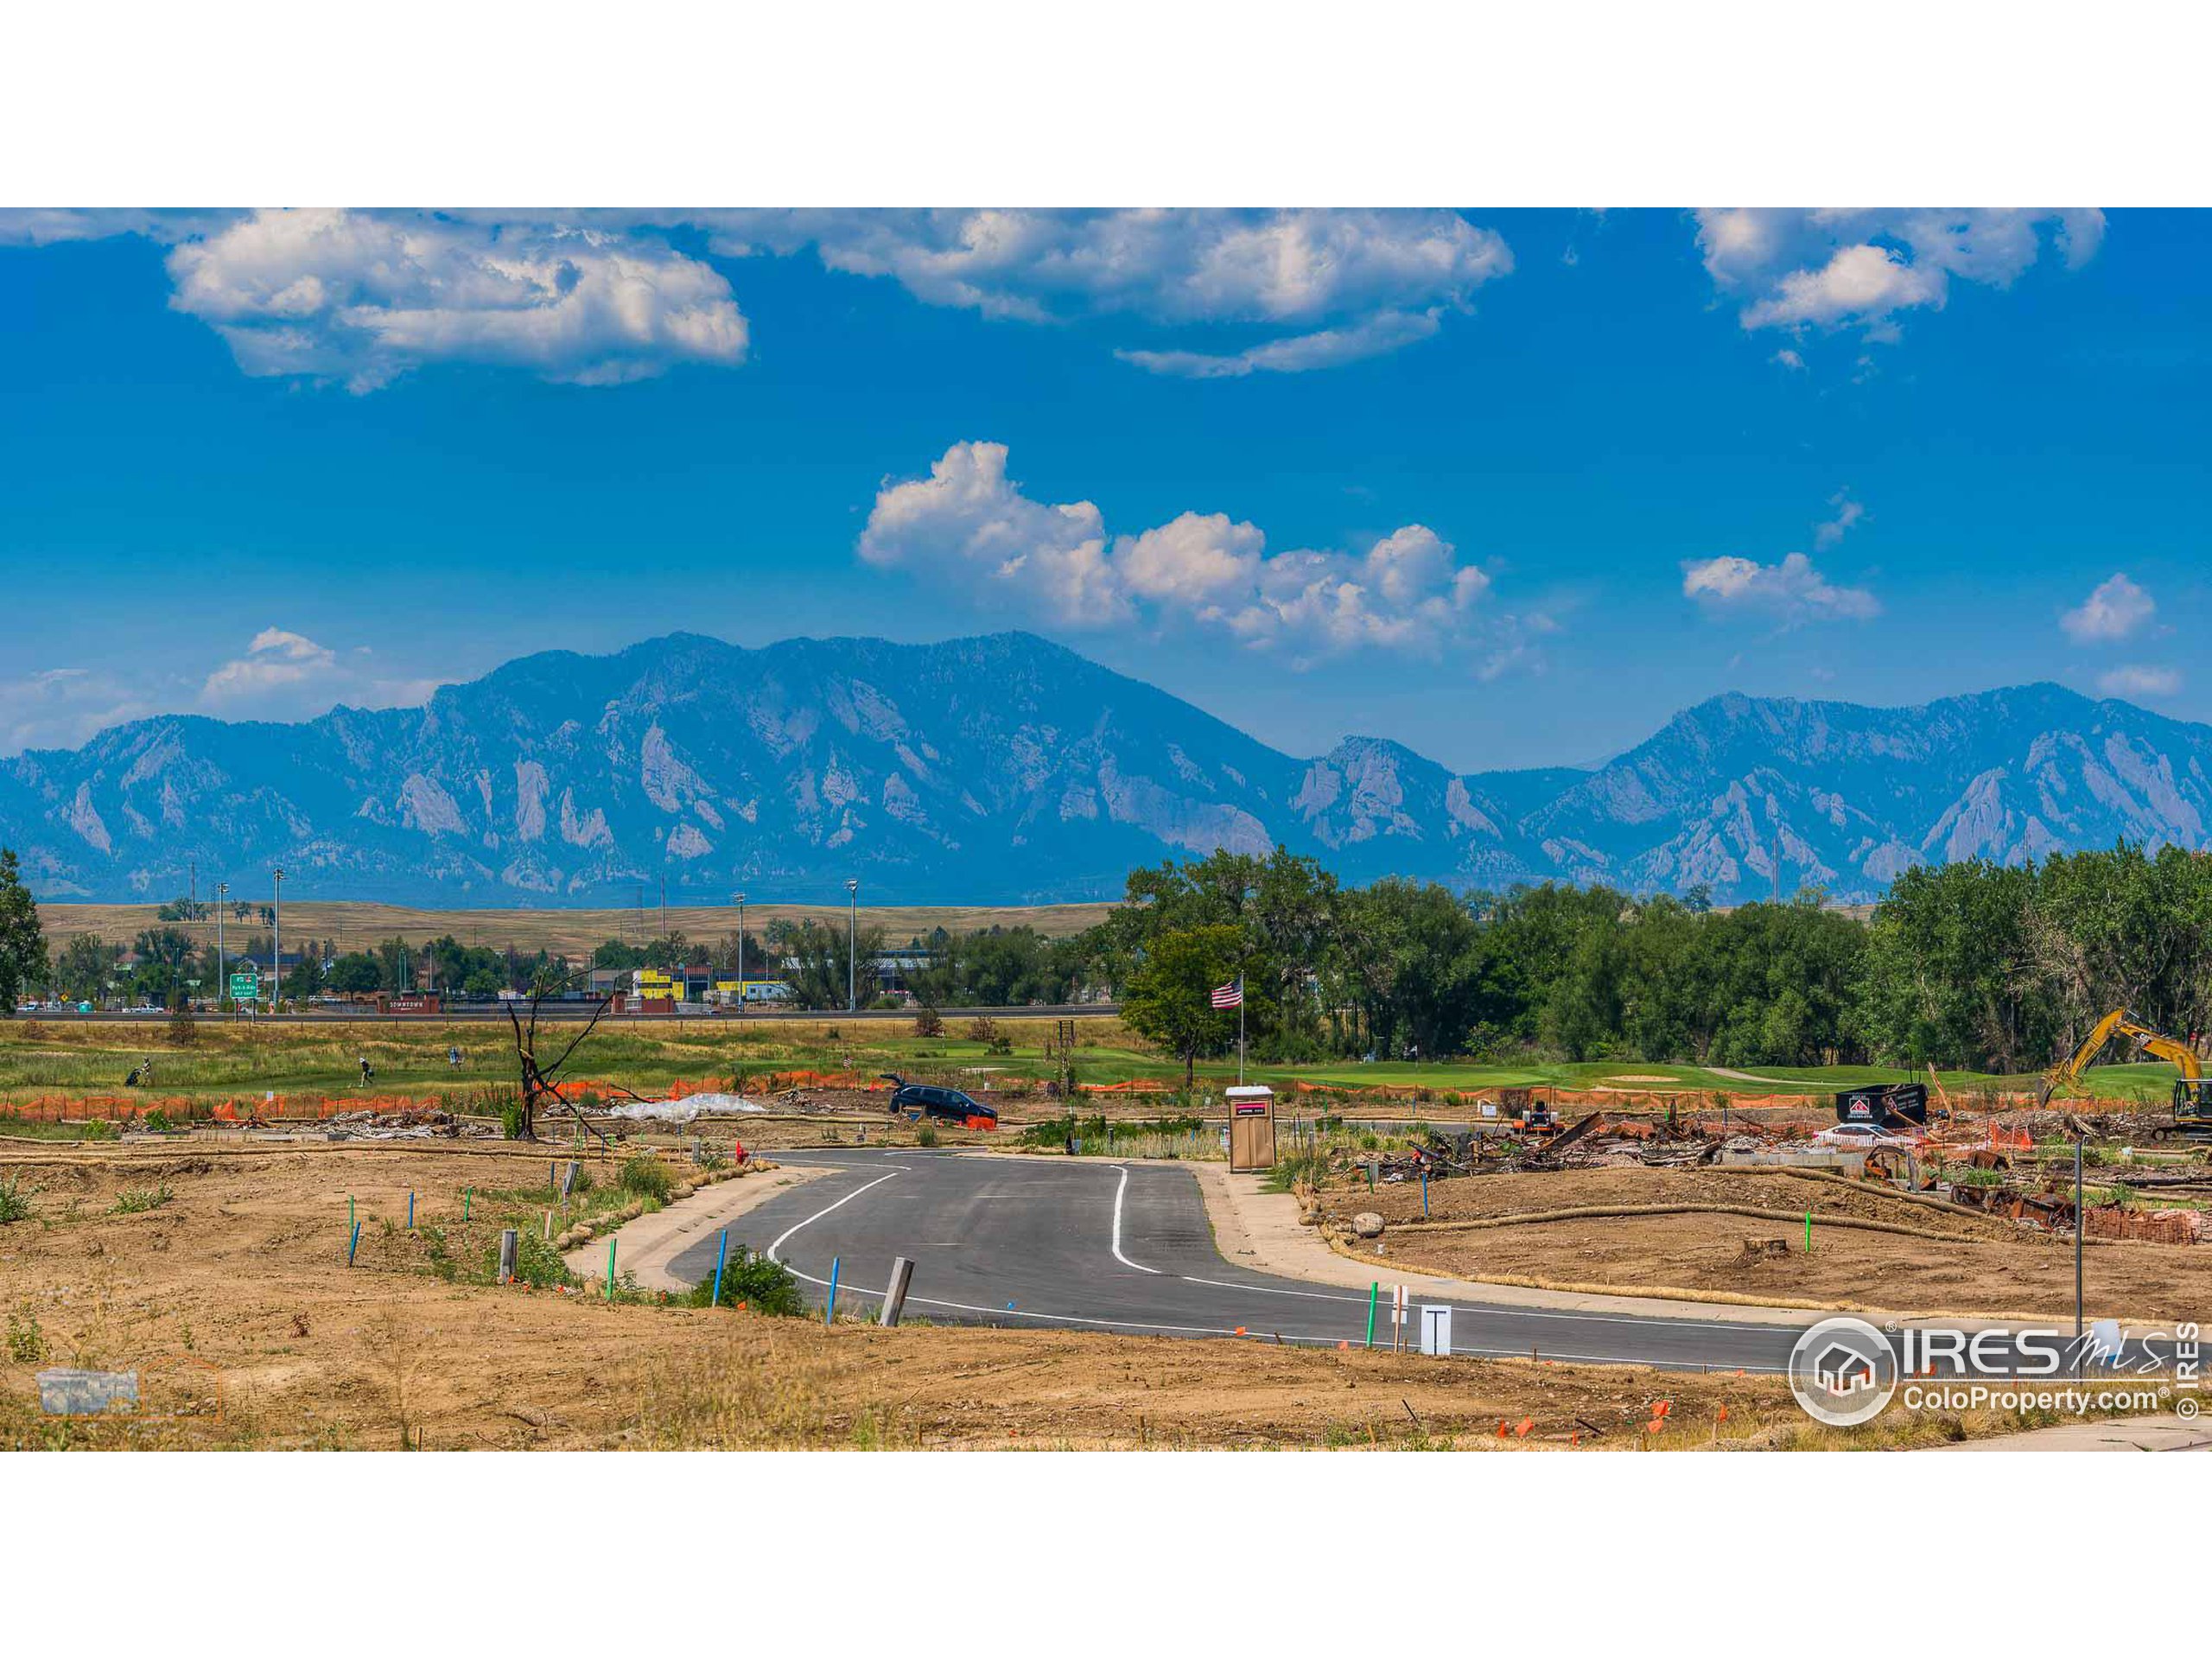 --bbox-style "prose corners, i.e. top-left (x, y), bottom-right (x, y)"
top-left (0, 1142), bottom-right (2172, 1451)
top-left (1337, 1165), bottom-right (2212, 1323)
